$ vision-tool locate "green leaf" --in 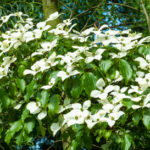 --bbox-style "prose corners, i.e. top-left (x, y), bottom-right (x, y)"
top-left (63, 78), bottom-right (72, 95)
top-left (71, 140), bottom-right (78, 150)
top-left (18, 65), bottom-right (26, 77)
top-left (132, 111), bottom-right (142, 126)
top-left (24, 81), bottom-right (36, 102)
top-left (0, 127), bottom-right (3, 138)
top-left (71, 77), bottom-right (83, 99)
top-left (16, 78), bottom-right (26, 93)
top-left (48, 94), bottom-right (60, 116)
top-left (138, 46), bottom-right (150, 55)
top-left (9, 83), bottom-right (17, 96)
top-left (122, 99), bottom-right (133, 109)
top-left (99, 59), bottom-right (113, 73)
top-left (5, 120), bottom-right (23, 144)
top-left (39, 90), bottom-right (50, 108)
top-left (122, 134), bottom-right (132, 150)
top-left (15, 132), bottom-right (23, 146)
top-left (103, 130), bottom-right (112, 140)
top-left (120, 114), bottom-right (128, 125)
top-left (143, 109), bottom-right (150, 130)
top-left (2, 95), bottom-right (12, 108)
top-left (119, 59), bottom-right (133, 84)
top-left (24, 120), bottom-right (35, 134)
top-left (21, 109), bottom-right (30, 121)
top-left (37, 120), bottom-right (45, 136)
top-left (82, 72), bottom-right (97, 96)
